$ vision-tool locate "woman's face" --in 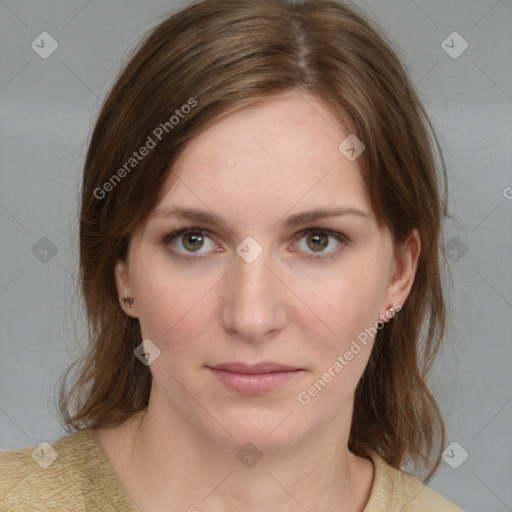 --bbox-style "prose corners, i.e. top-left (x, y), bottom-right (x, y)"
top-left (115, 91), bottom-right (419, 453)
